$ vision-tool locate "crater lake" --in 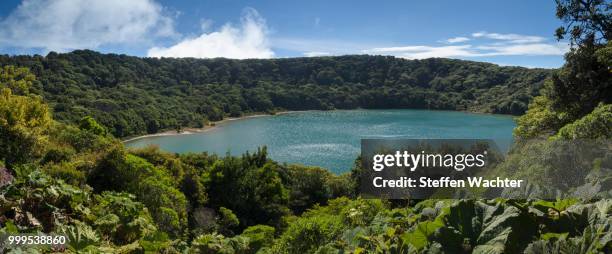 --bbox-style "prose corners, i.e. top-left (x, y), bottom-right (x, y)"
top-left (125, 109), bottom-right (516, 173)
